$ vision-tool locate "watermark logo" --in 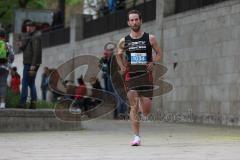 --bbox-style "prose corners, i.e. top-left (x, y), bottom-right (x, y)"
top-left (48, 43), bottom-right (173, 122)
